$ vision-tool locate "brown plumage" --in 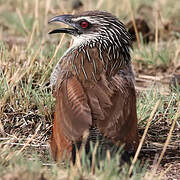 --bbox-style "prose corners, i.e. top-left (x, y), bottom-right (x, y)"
top-left (48, 11), bottom-right (139, 162)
